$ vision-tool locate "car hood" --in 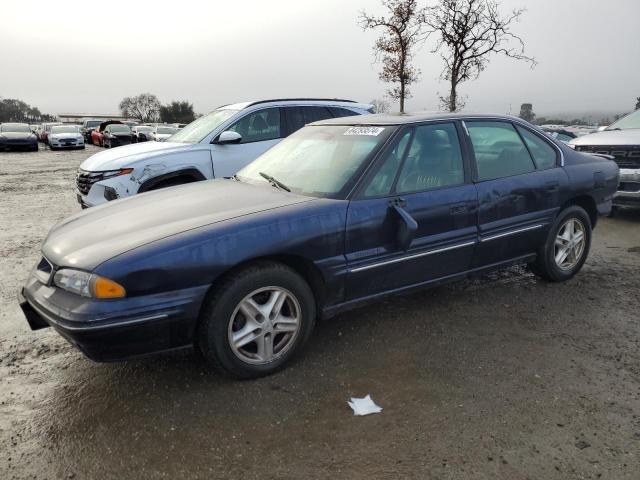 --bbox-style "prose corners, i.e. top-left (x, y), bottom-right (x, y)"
top-left (42, 179), bottom-right (314, 270)
top-left (570, 129), bottom-right (640, 146)
top-left (0, 132), bottom-right (34, 139)
top-left (80, 141), bottom-right (197, 170)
